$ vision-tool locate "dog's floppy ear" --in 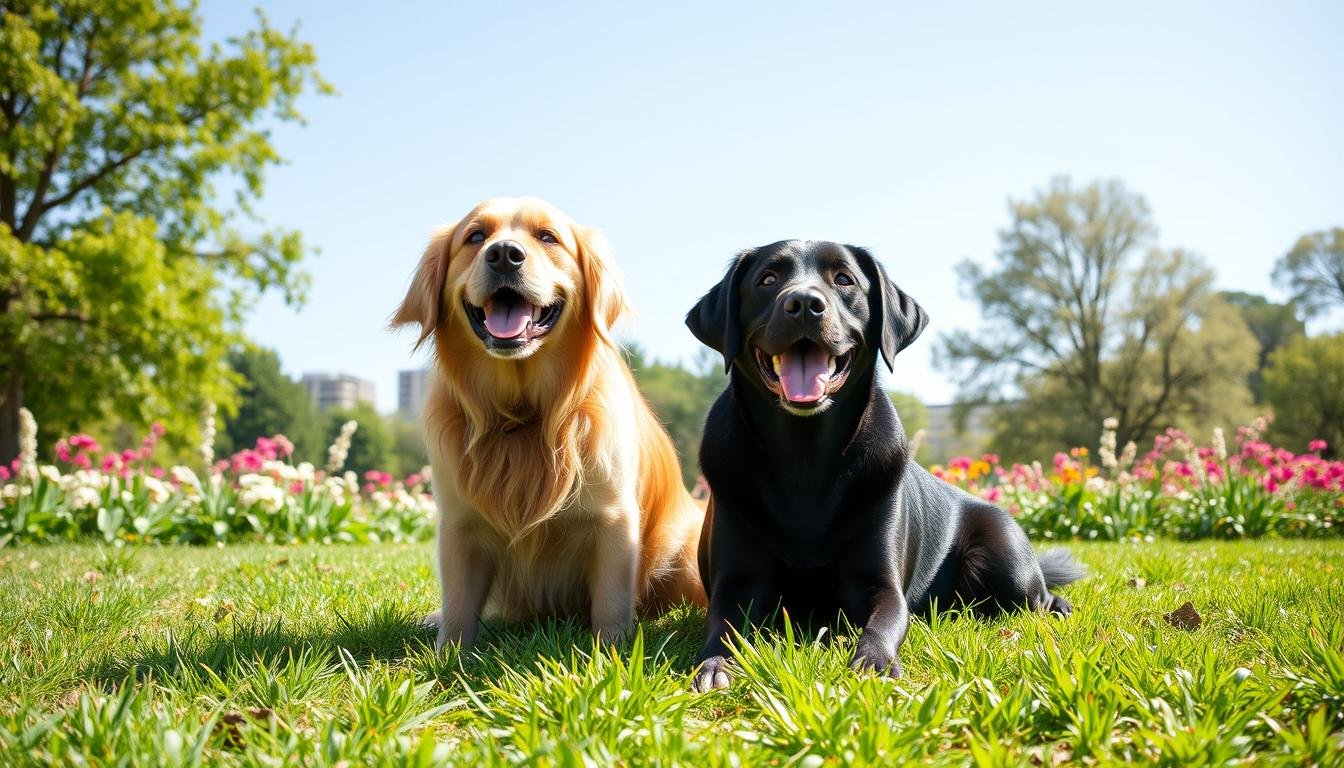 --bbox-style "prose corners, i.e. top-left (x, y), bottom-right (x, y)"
top-left (686, 249), bottom-right (755, 373)
top-left (575, 225), bottom-right (630, 348)
top-left (850, 245), bottom-right (928, 371)
top-left (390, 225), bottom-right (455, 351)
